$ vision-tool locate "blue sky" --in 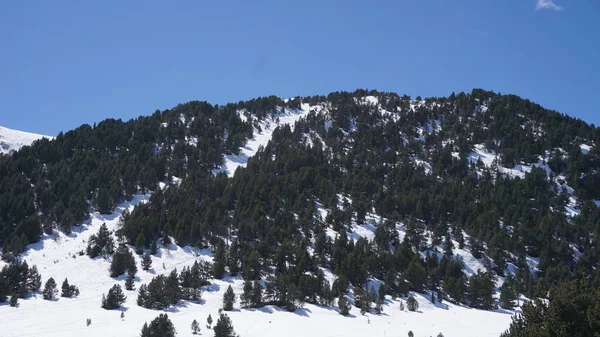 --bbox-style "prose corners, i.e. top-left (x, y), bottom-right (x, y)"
top-left (1, 0), bottom-right (598, 135)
